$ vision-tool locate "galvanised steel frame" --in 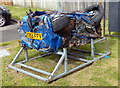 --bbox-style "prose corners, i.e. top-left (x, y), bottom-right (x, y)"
top-left (8, 37), bottom-right (110, 82)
